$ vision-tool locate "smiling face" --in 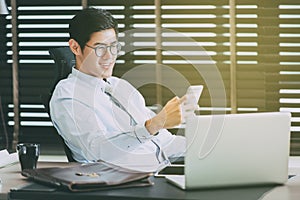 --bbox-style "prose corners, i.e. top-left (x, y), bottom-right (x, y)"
top-left (69, 28), bottom-right (118, 79)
